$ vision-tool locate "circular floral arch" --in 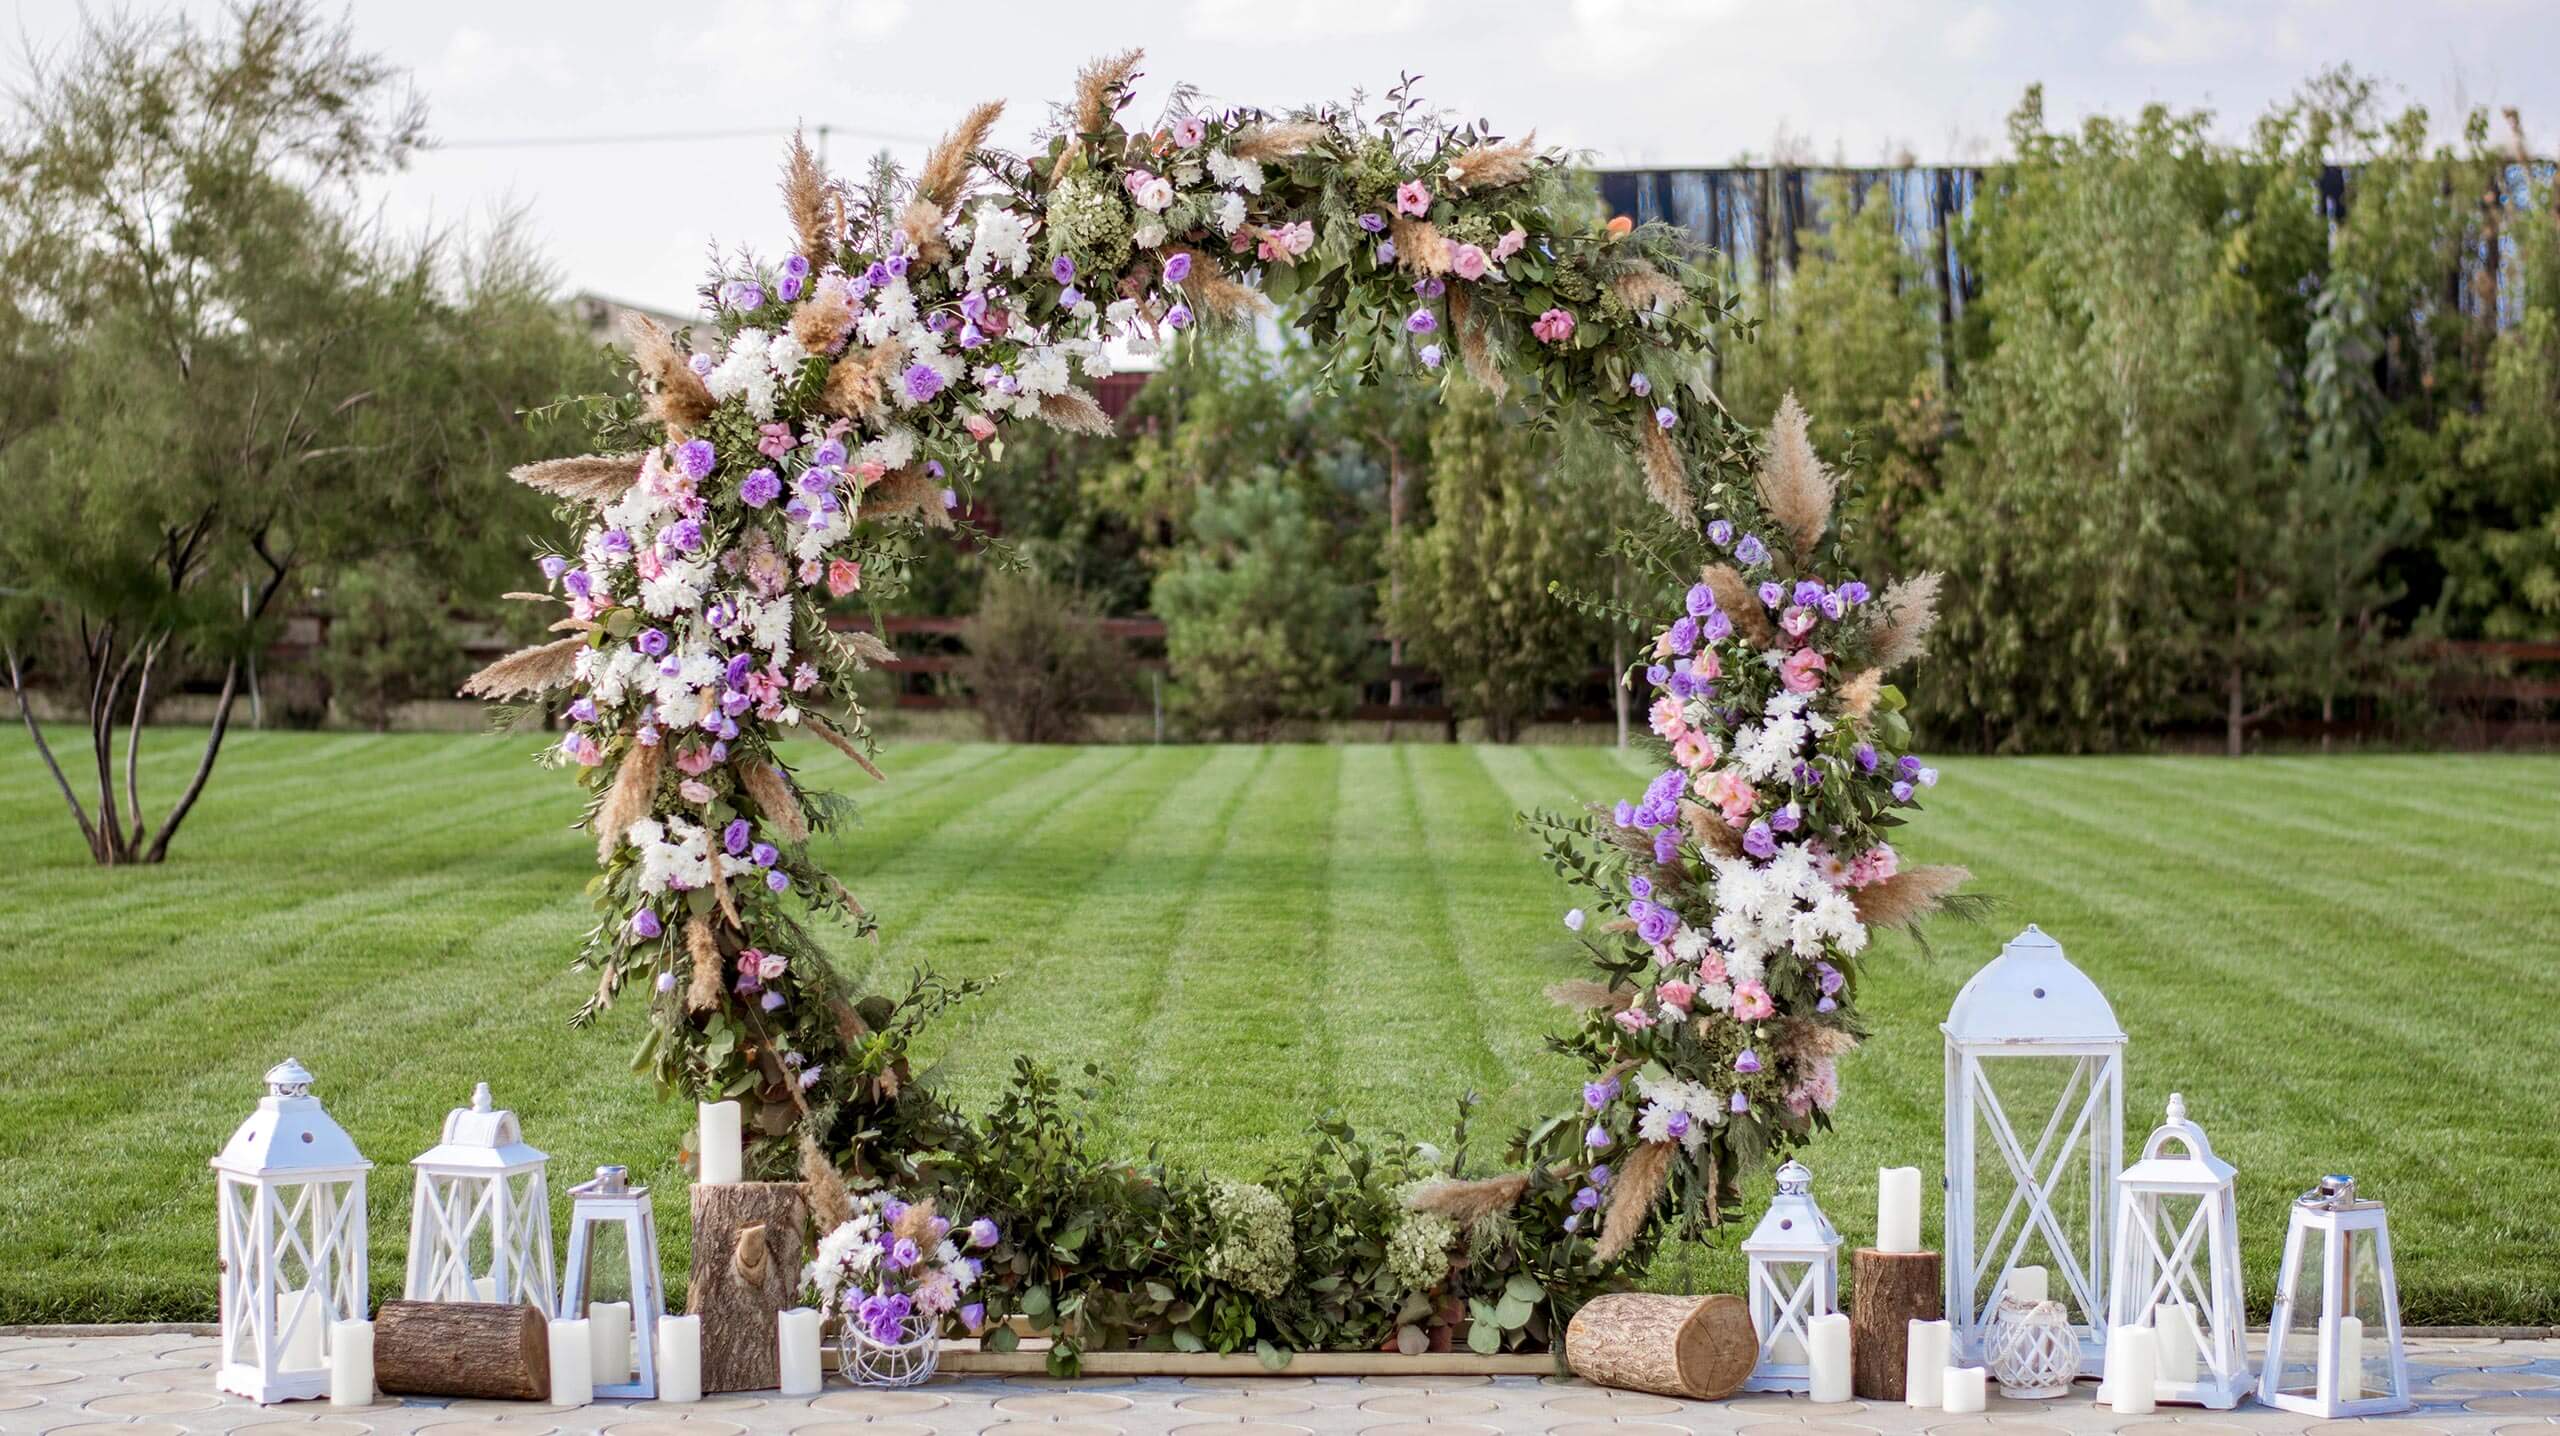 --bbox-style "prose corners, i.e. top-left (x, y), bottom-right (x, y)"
top-left (470, 51), bottom-right (1963, 1365)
